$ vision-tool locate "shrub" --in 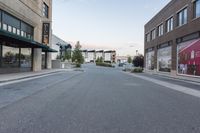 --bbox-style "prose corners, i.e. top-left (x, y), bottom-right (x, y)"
top-left (96, 62), bottom-right (114, 67)
top-left (131, 67), bottom-right (143, 73)
top-left (76, 63), bottom-right (81, 68)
